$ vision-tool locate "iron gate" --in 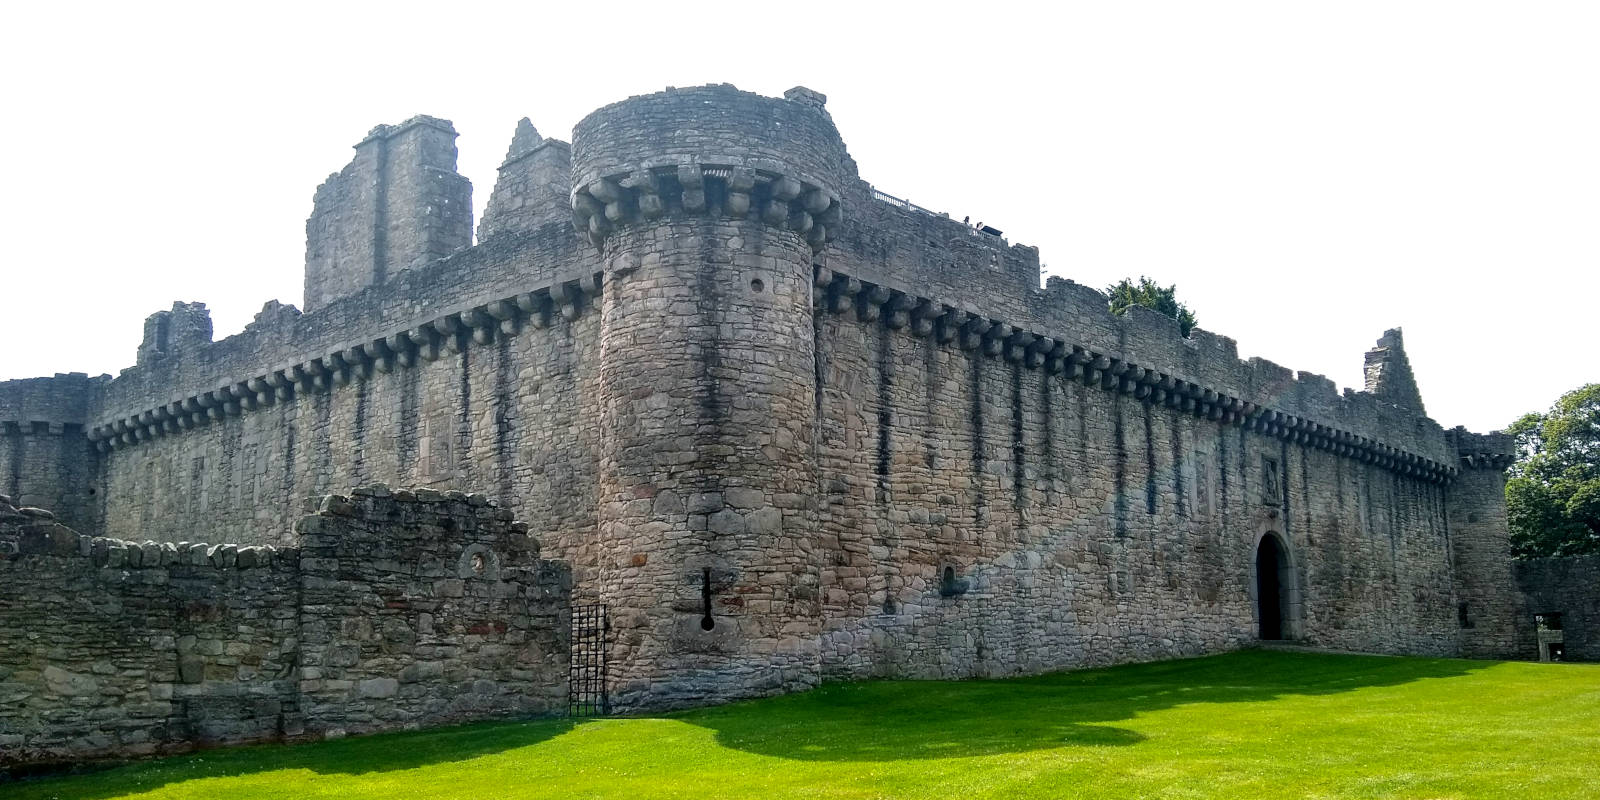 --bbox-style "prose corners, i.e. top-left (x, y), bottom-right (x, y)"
top-left (569, 603), bottom-right (610, 716)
